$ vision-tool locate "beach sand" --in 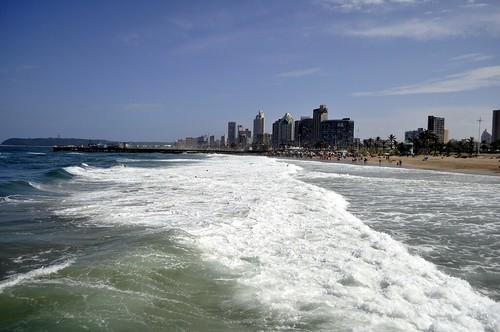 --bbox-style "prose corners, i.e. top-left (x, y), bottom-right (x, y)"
top-left (359, 155), bottom-right (500, 176)
top-left (279, 154), bottom-right (500, 176)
